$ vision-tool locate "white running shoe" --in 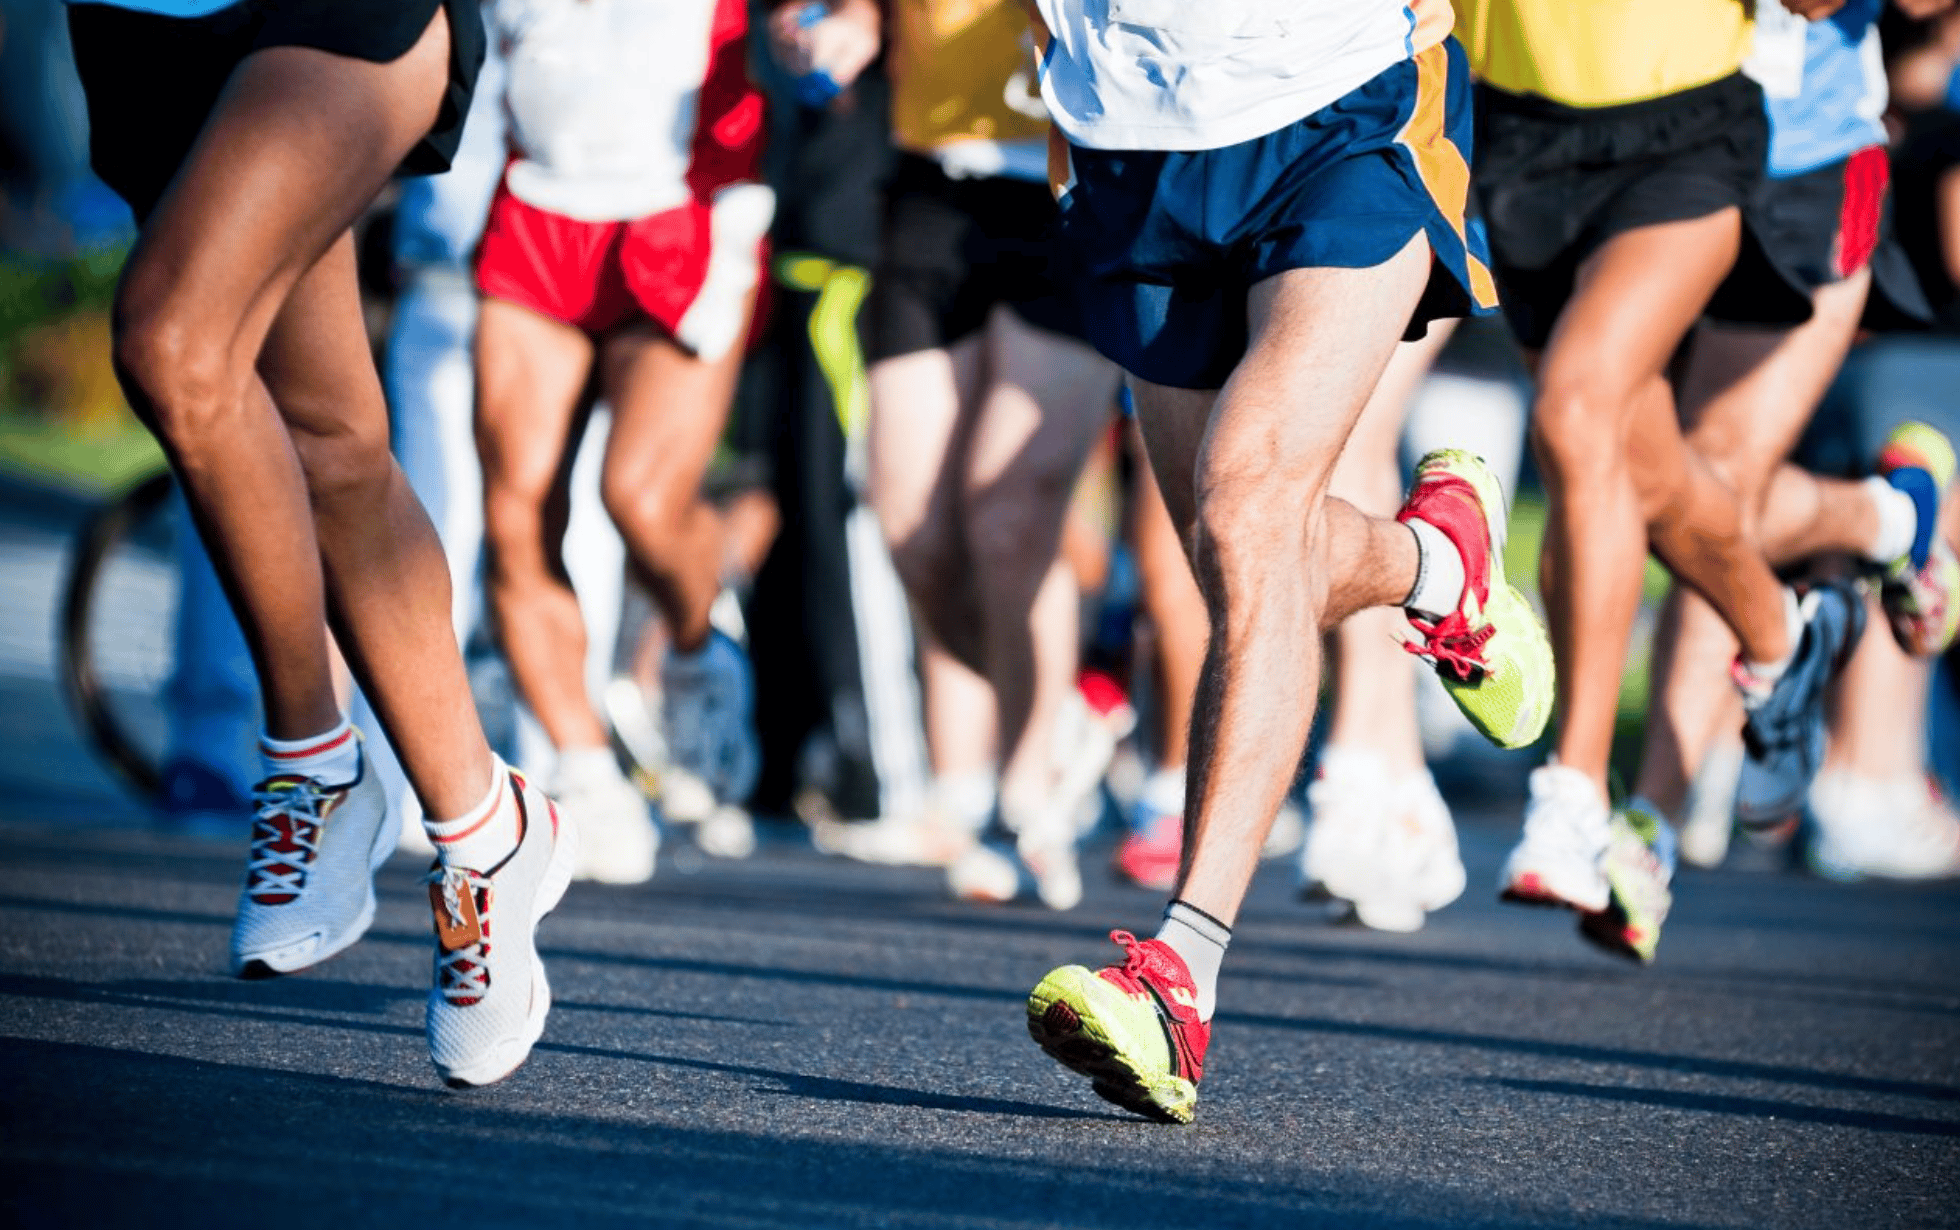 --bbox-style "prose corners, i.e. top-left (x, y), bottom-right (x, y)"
top-left (426, 770), bottom-right (578, 1088)
top-left (1305, 752), bottom-right (1466, 933)
top-left (553, 753), bottom-right (658, 885)
top-left (1019, 817), bottom-right (1084, 912)
top-left (946, 839), bottom-right (1022, 904)
top-left (1500, 763), bottom-right (1611, 913)
top-left (698, 804), bottom-right (759, 860)
top-left (661, 631), bottom-right (761, 807)
top-left (1807, 770), bottom-right (1960, 881)
top-left (1678, 740), bottom-right (1742, 870)
top-left (1300, 746), bottom-right (1387, 903)
top-left (230, 751), bottom-right (393, 978)
top-left (1052, 672), bottom-right (1135, 837)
